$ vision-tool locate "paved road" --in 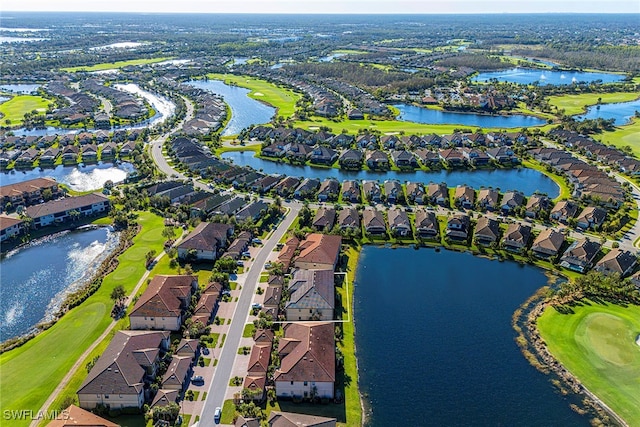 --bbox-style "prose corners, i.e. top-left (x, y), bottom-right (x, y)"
top-left (198, 205), bottom-right (299, 426)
